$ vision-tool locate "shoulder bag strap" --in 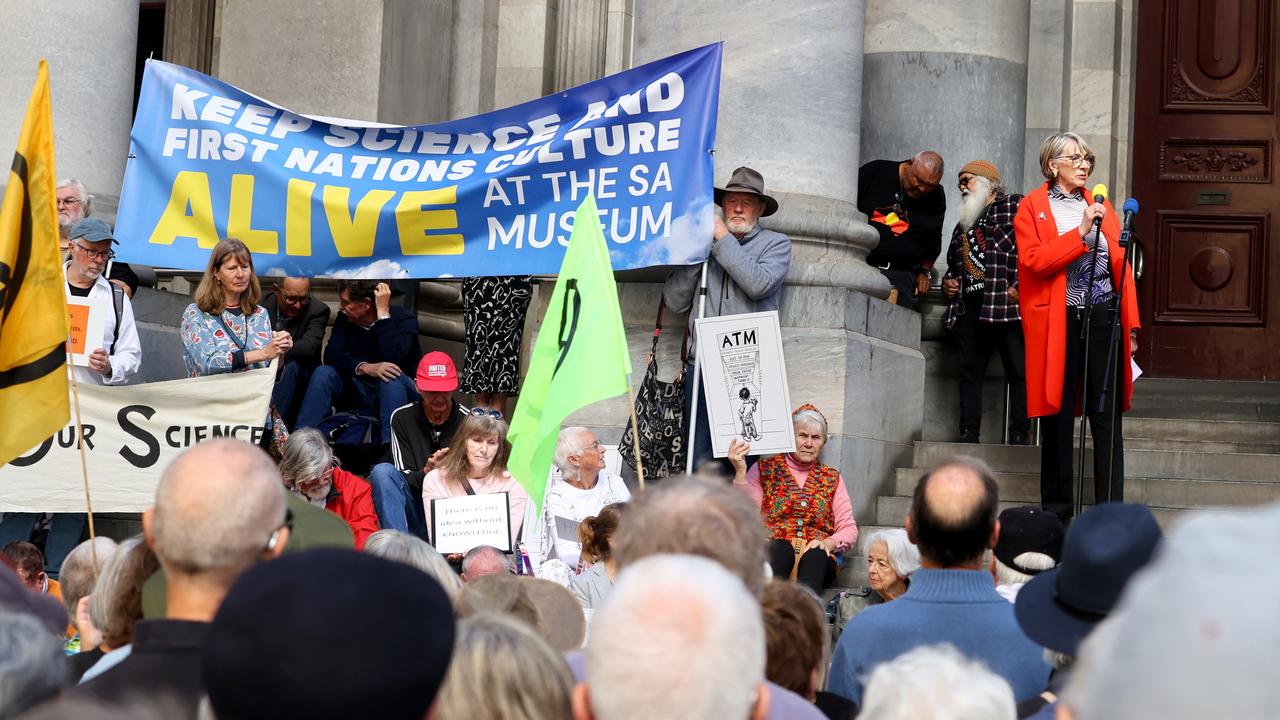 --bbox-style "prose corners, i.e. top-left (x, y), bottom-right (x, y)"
top-left (459, 476), bottom-right (478, 496)
top-left (215, 313), bottom-right (249, 352)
